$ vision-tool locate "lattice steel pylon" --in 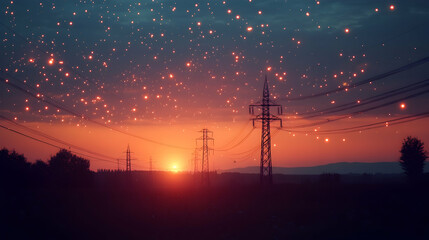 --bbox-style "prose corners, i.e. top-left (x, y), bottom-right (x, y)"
top-left (126, 144), bottom-right (132, 172)
top-left (249, 76), bottom-right (283, 184)
top-left (196, 129), bottom-right (214, 185)
top-left (193, 148), bottom-right (199, 174)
